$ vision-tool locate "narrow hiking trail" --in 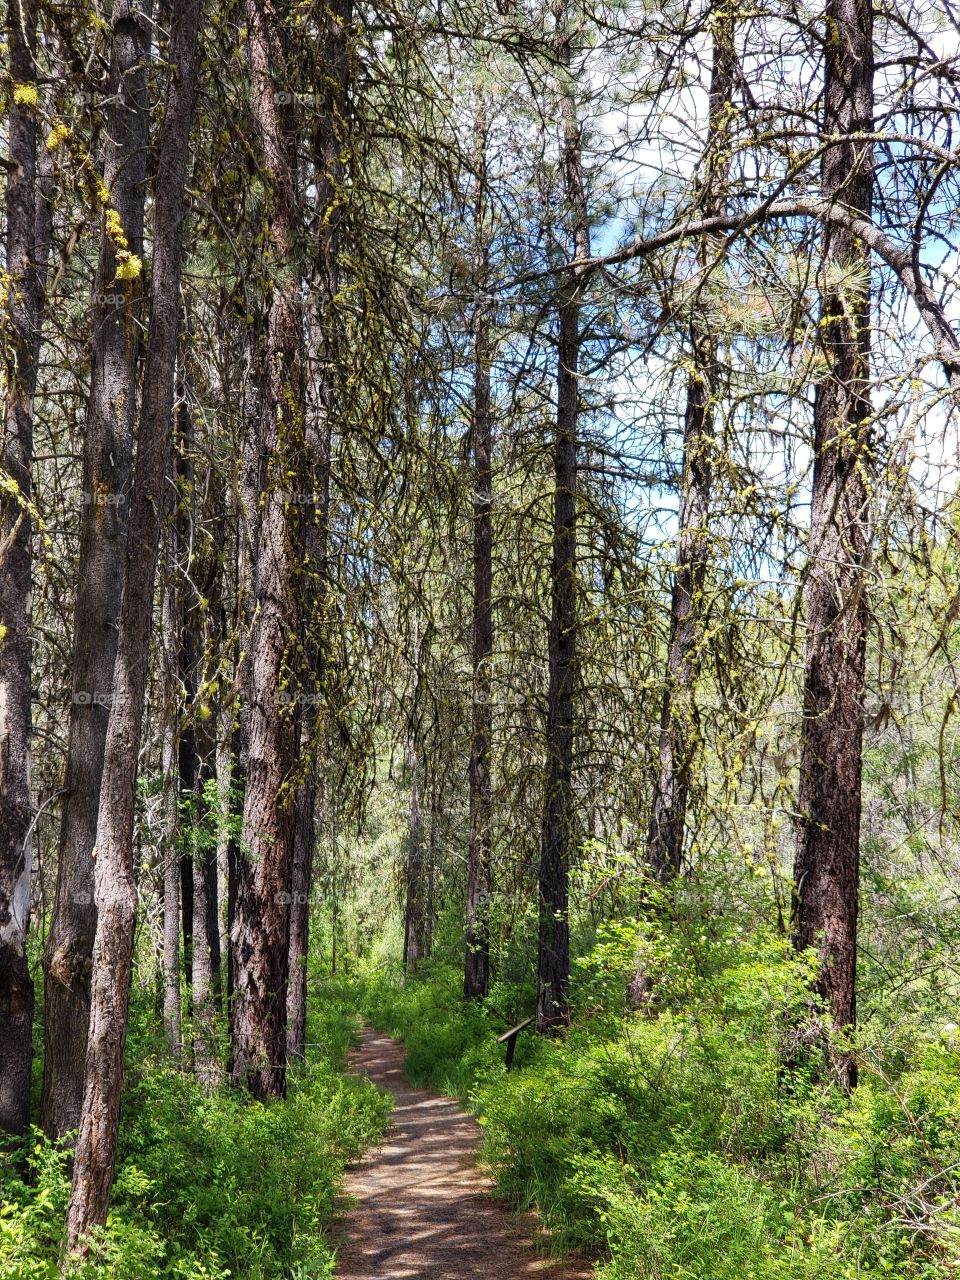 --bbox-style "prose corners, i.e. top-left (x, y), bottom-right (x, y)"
top-left (335, 1029), bottom-right (595, 1280)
